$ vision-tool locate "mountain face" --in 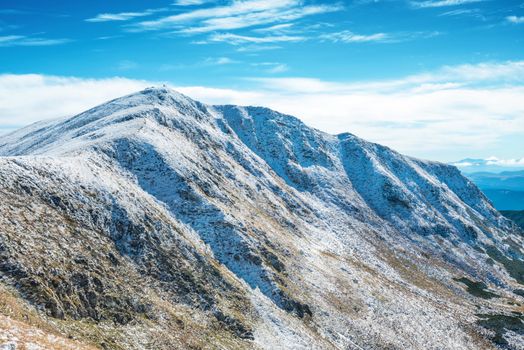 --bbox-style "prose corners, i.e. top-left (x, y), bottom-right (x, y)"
top-left (1, 87), bottom-right (524, 349)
